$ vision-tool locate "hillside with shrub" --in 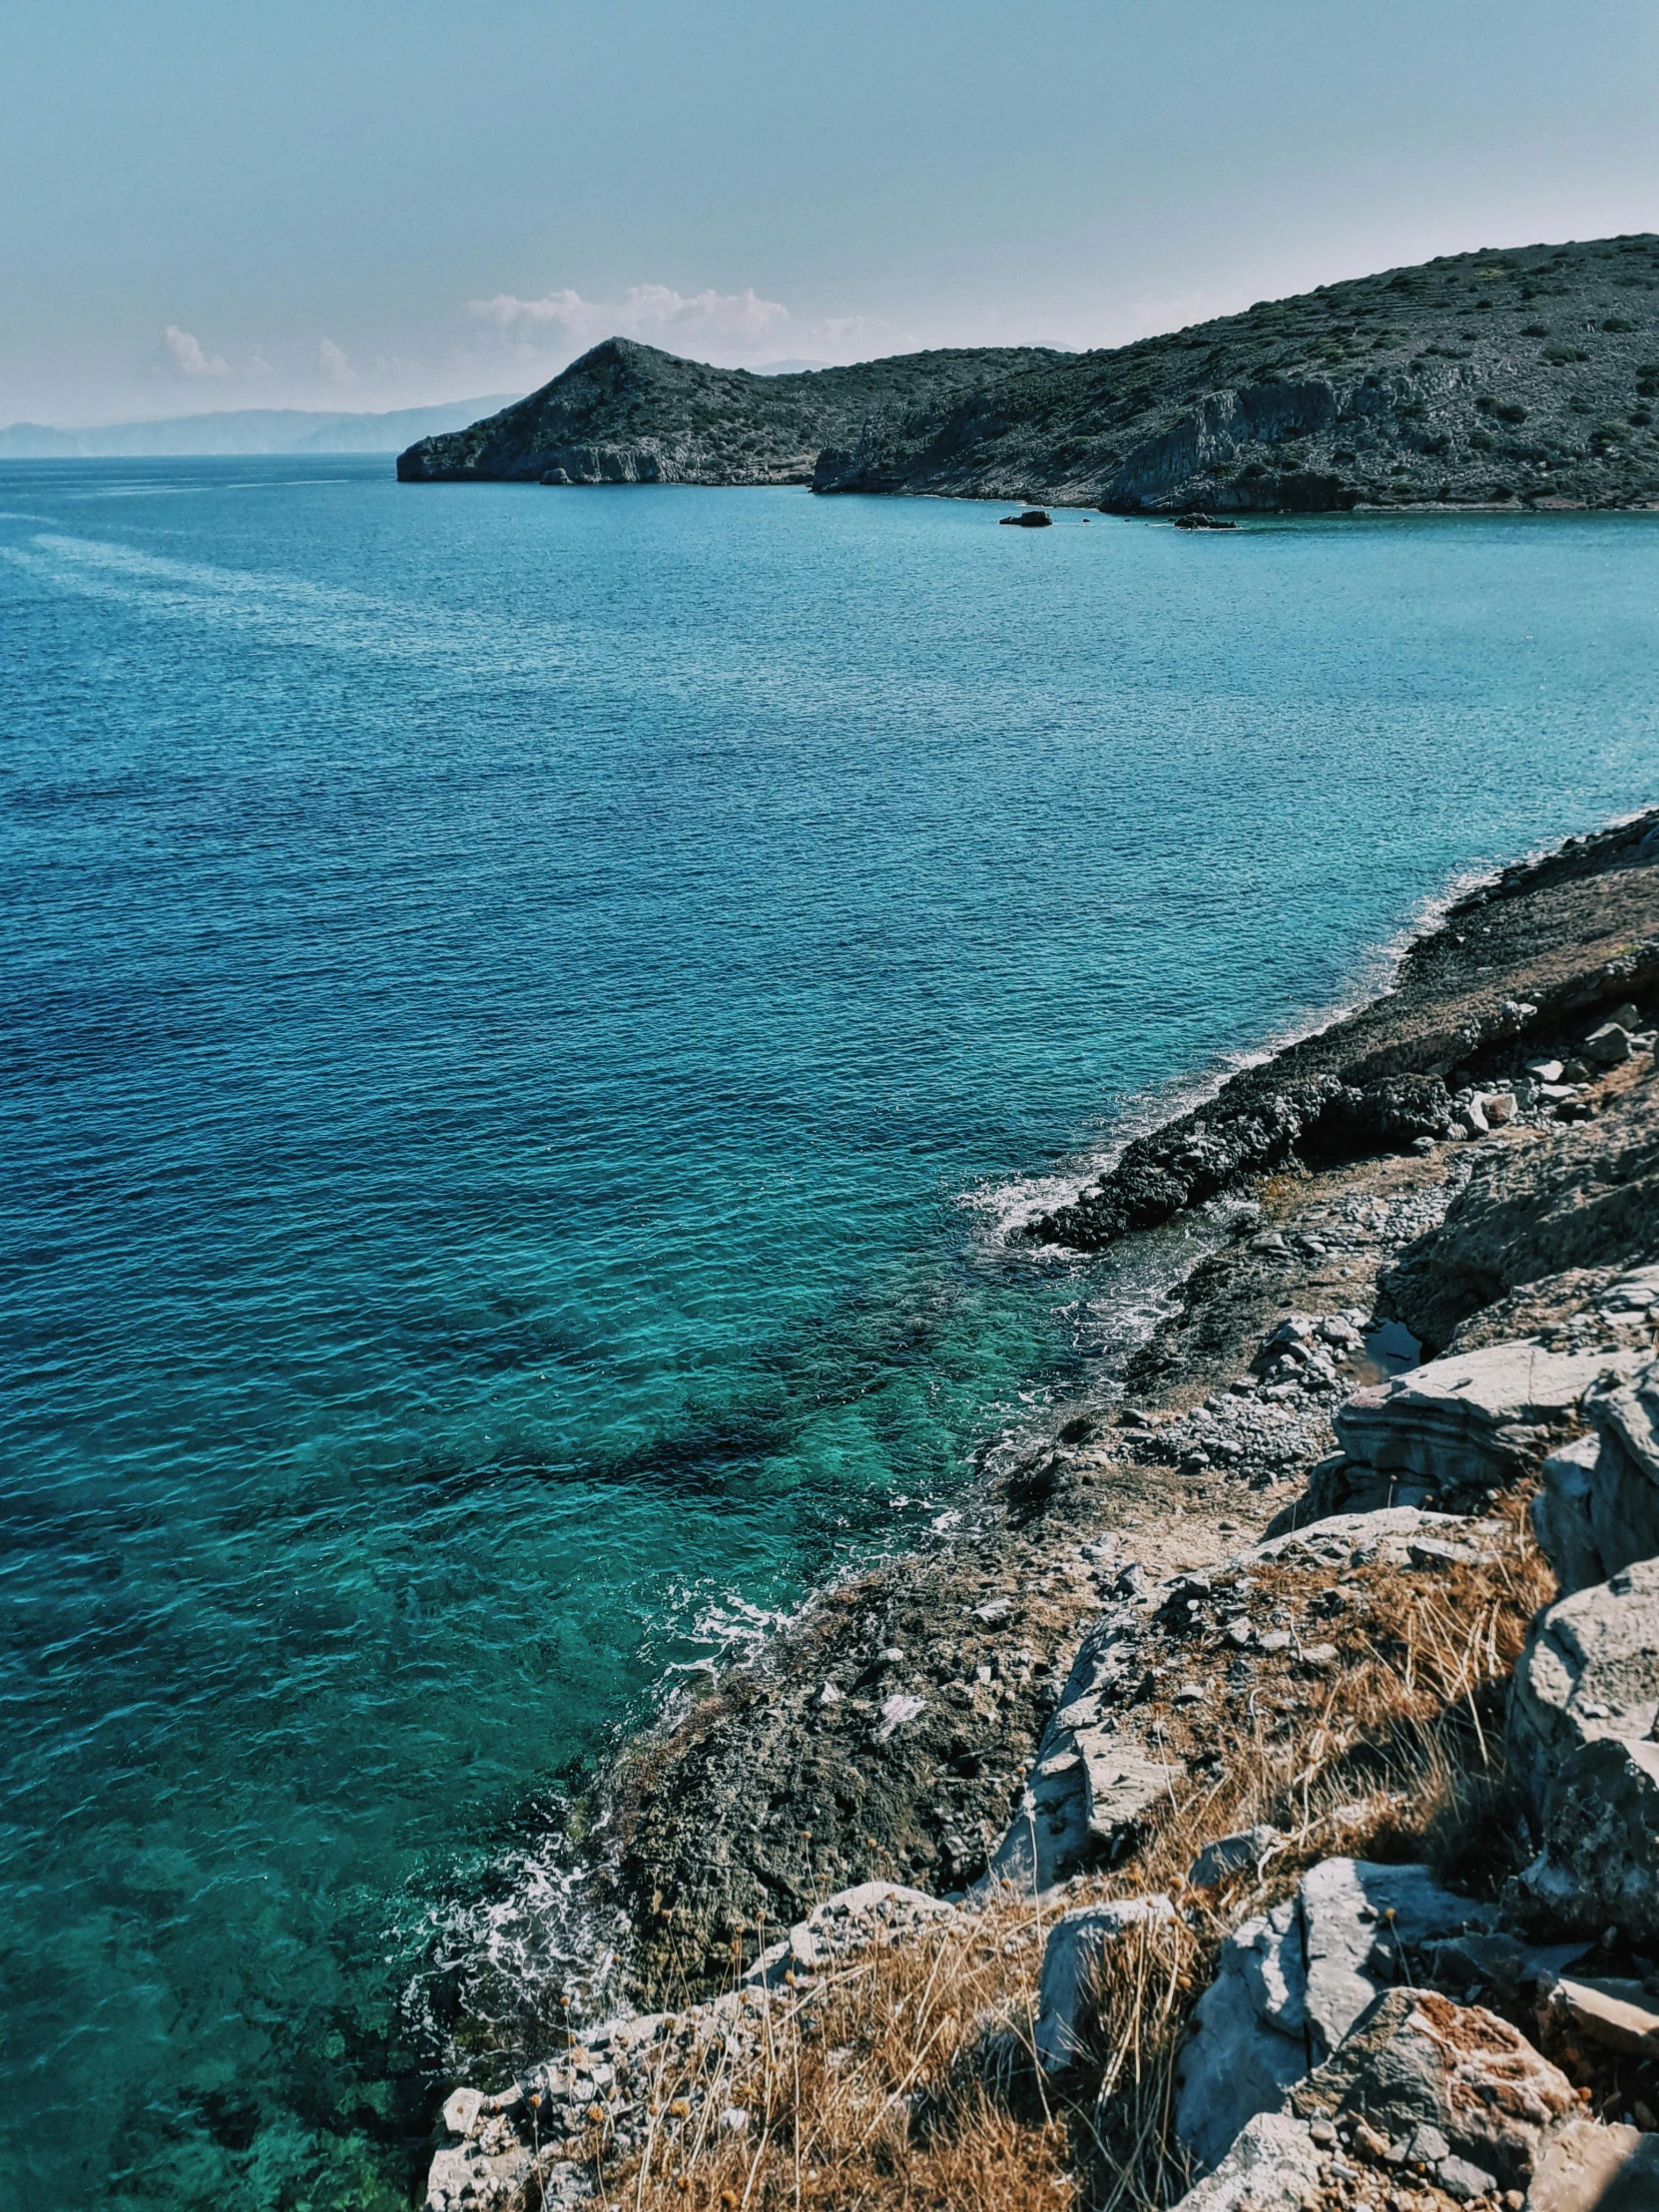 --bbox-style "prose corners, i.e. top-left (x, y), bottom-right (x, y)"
top-left (401, 237), bottom-right (1659, 513)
